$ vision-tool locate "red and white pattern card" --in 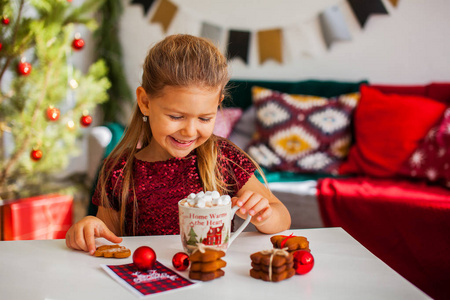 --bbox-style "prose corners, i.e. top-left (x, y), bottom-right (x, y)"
top-left (101, 261), bottom-right (197, 298)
